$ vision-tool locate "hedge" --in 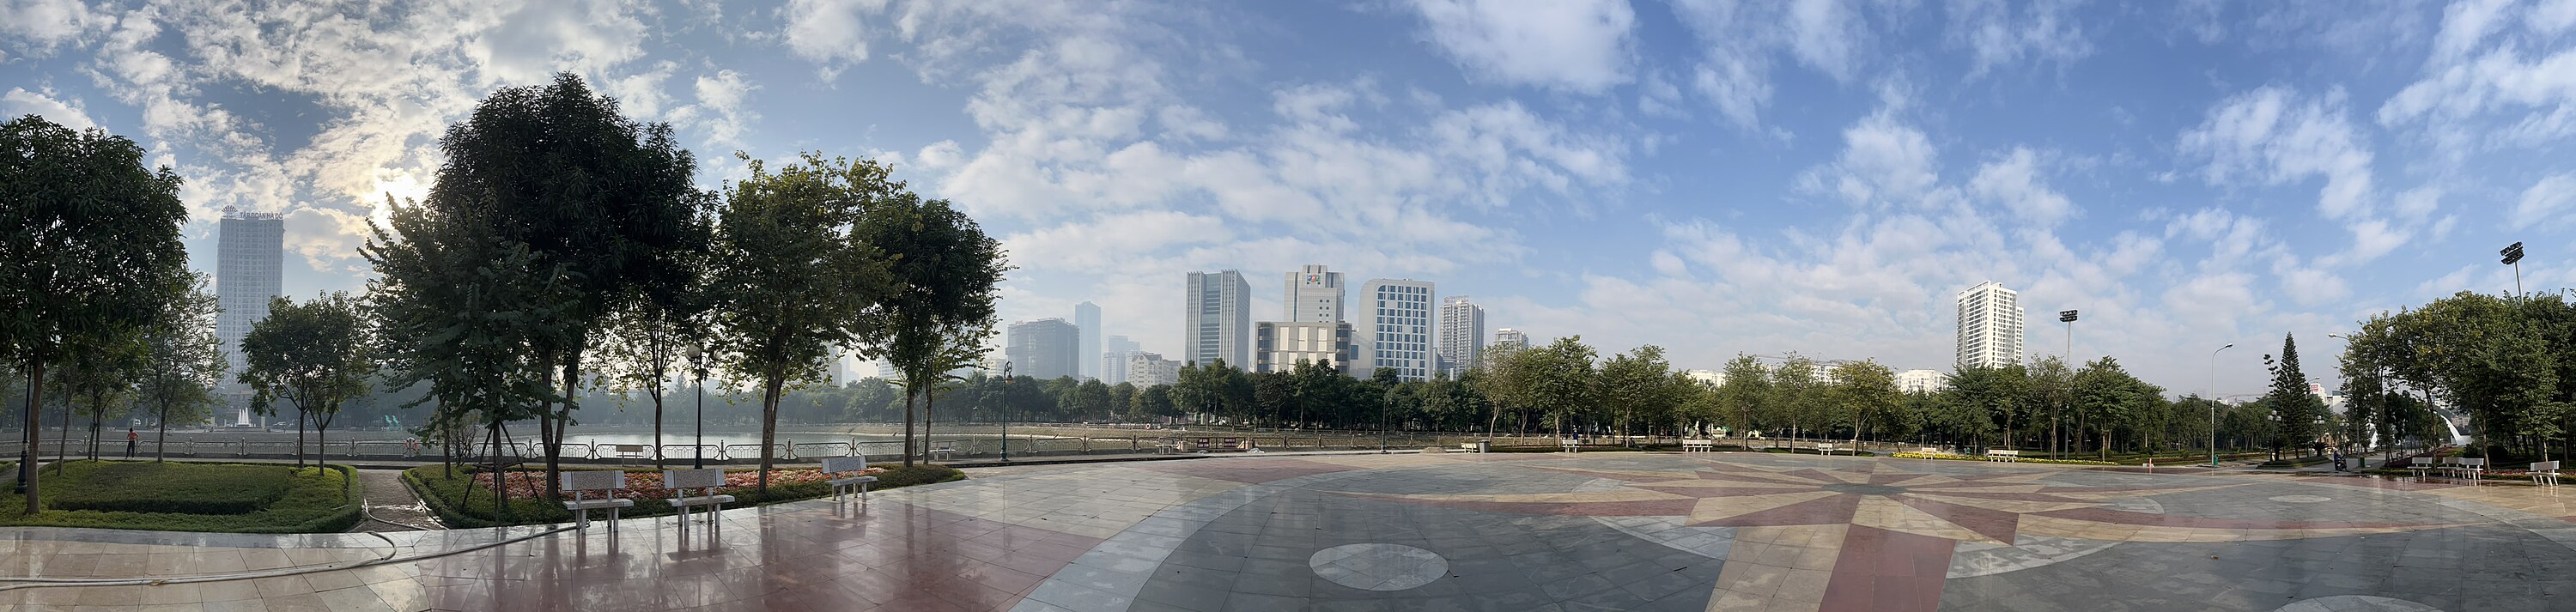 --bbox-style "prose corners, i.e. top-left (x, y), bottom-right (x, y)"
top-left (404, 463), bottom-right (966, 529)
top-left (1889, 451), bottom-right (2119, 466)
top-left (52, 462), bottom-right (294, 514)
top-left (0, 461), bottom-right (361, 533)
